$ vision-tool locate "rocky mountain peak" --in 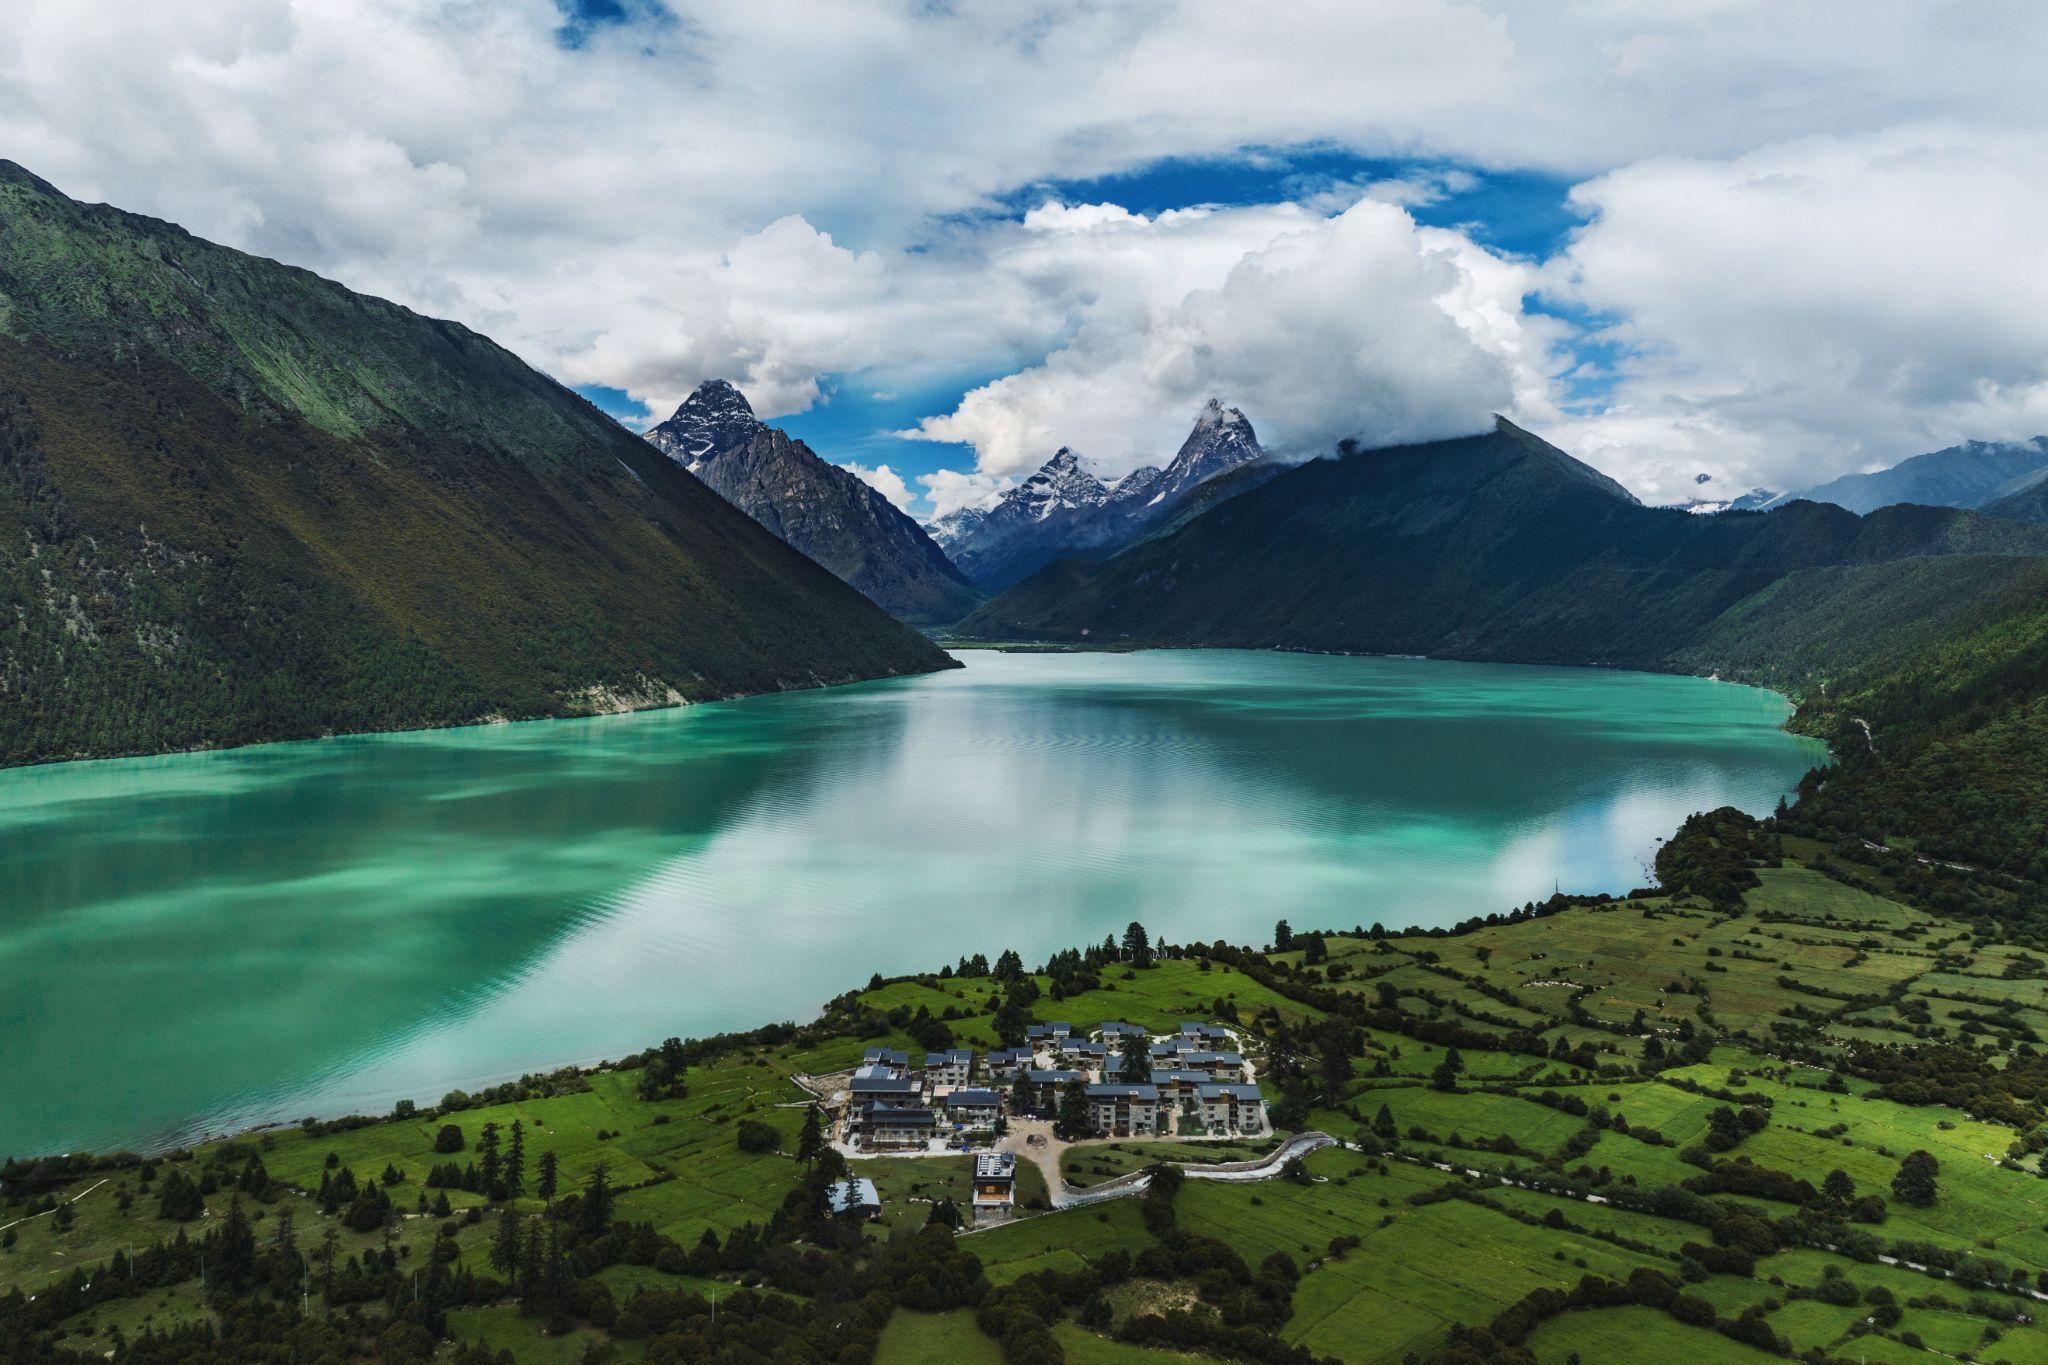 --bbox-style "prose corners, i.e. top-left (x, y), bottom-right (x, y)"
top-left (1015, 447), bottom-right (1111, 518)
top-left (645, 379), bottom-right (763, 466)
top-left (1158, 398), bottom-right (1262, 499)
